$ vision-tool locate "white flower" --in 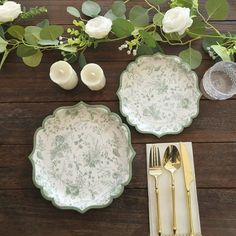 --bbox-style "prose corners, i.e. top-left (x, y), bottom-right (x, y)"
top-left (85, 16), bottom-right (112, 39)
top-left (162, 7), bottom-right (193, 35)
top-left (0, 1), bottom-right (22, 23)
